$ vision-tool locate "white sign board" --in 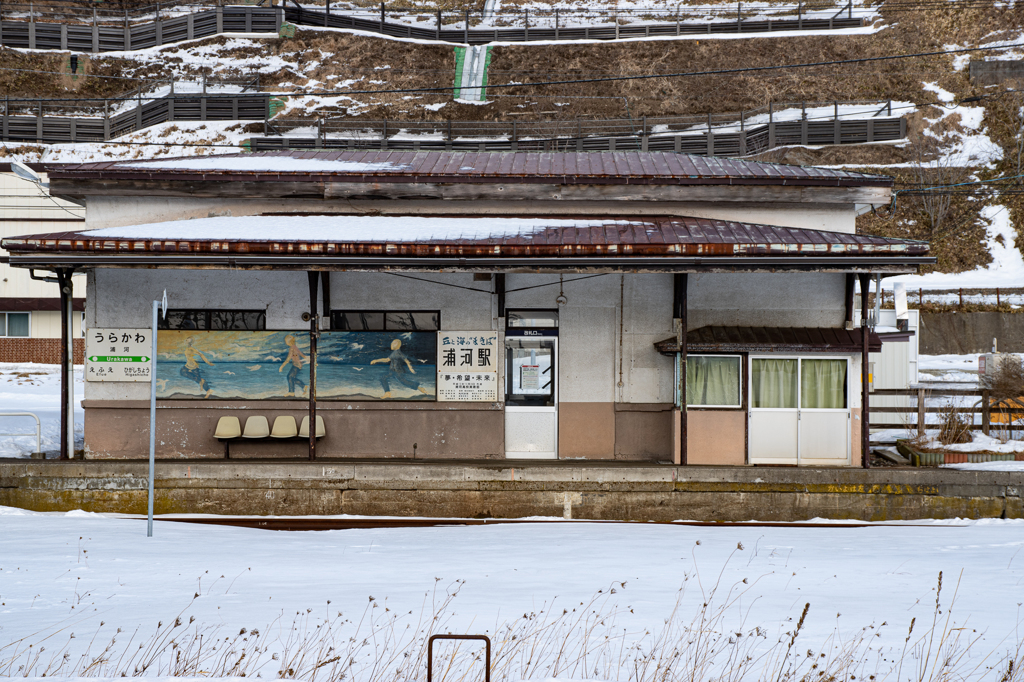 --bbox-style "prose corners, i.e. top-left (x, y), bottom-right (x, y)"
top-left (436, 331), bottom-right (499, 402)
top-left (437, 331), bottom-right (498, 371)
top-left (86, 328), bottom-right (152, 382)
top-left (437, 371), bottom-right (499, 402)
